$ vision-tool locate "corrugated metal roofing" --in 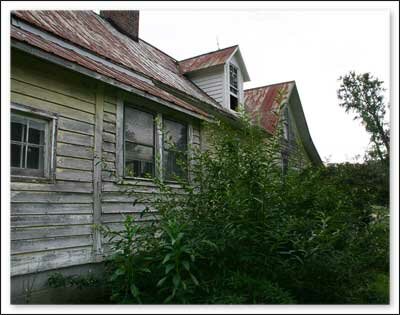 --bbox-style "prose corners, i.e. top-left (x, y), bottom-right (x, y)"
top-left (244, 81), bottom-right (294, 134)
top-left (11, 24), bottom-right (210, 118)
top-left (179, 45), bottom-right (238, 74)
top-left (11, 10), bottom-right (221, 112)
